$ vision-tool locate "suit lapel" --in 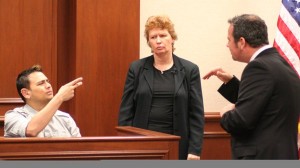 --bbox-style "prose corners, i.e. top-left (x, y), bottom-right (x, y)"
top-left (173, 55), bottom-right (185, 96)
top-left (143, 56), bottom-right (154, 93)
